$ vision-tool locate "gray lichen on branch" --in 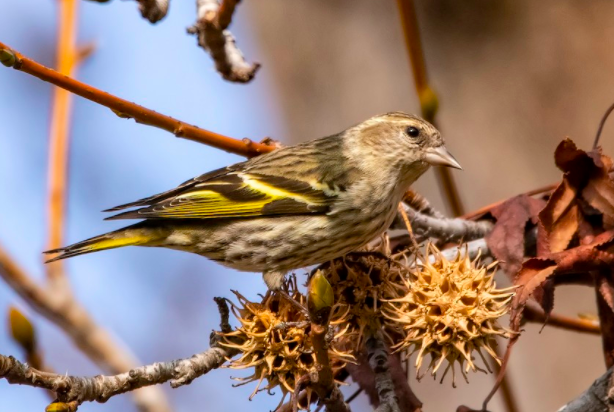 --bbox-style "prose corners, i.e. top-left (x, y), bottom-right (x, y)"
top-left (188, 0), bottom-right (260, 83)
top-left (0, 348), bottom-right (232, 405)
top-left (400, 203), bottom-right (493, 243)
top-left (366, 335), bottom-right (401, 412)
top-left (0, 299), bottom-right (236, 408)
